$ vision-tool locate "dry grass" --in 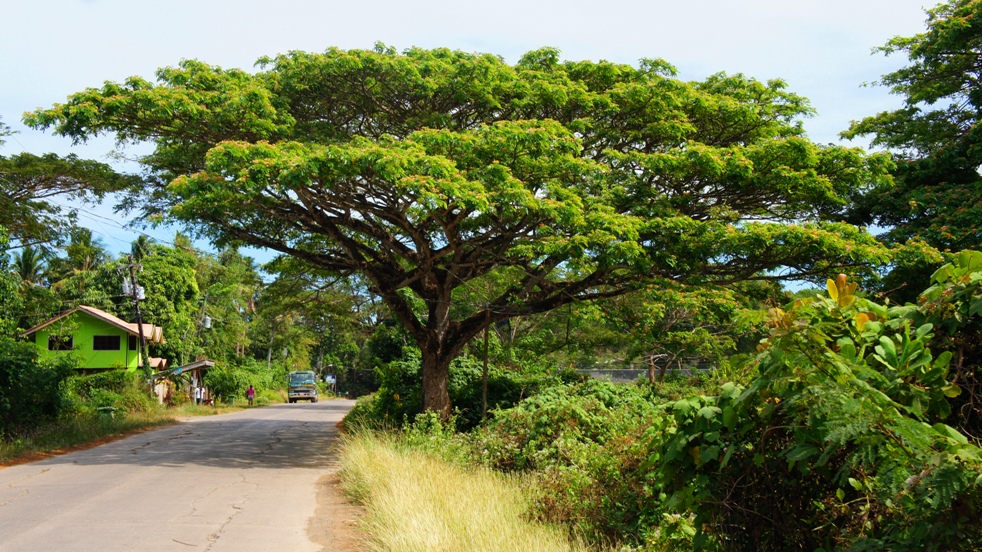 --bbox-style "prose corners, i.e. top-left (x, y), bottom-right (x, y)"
top-left (339, 432), bottom-right (593, 552)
